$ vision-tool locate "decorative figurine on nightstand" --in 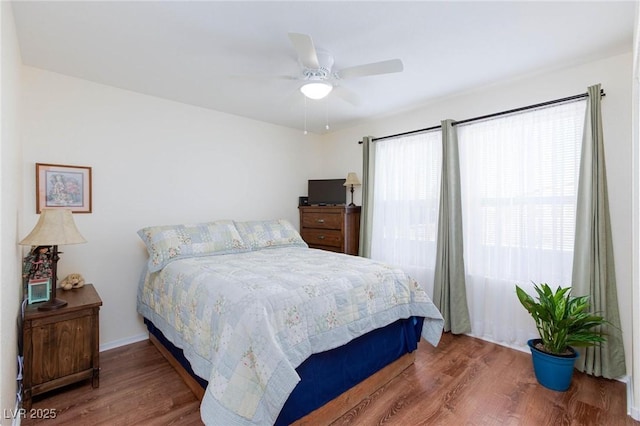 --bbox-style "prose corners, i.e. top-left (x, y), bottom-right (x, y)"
top-left (22, 246), bottom-right (54, 303)
top-left (60, 273), bottom-right (86, 290)
top-left (22, 245), bottom-right (53, 281)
